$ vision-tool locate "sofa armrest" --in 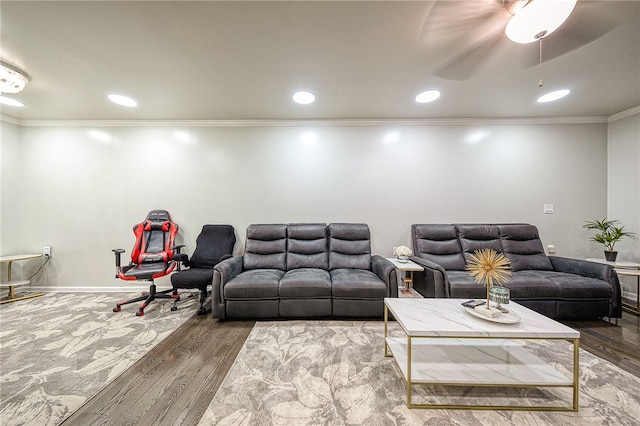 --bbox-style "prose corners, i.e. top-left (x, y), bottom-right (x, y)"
top-left (409, 256), bottom-right (450, 298)
top-left (371, 255), bottom-right (398, 298)
top-left (211, 256), bottom-right (244, 319)
top-left (549, 256), bottom-right (622, 318)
